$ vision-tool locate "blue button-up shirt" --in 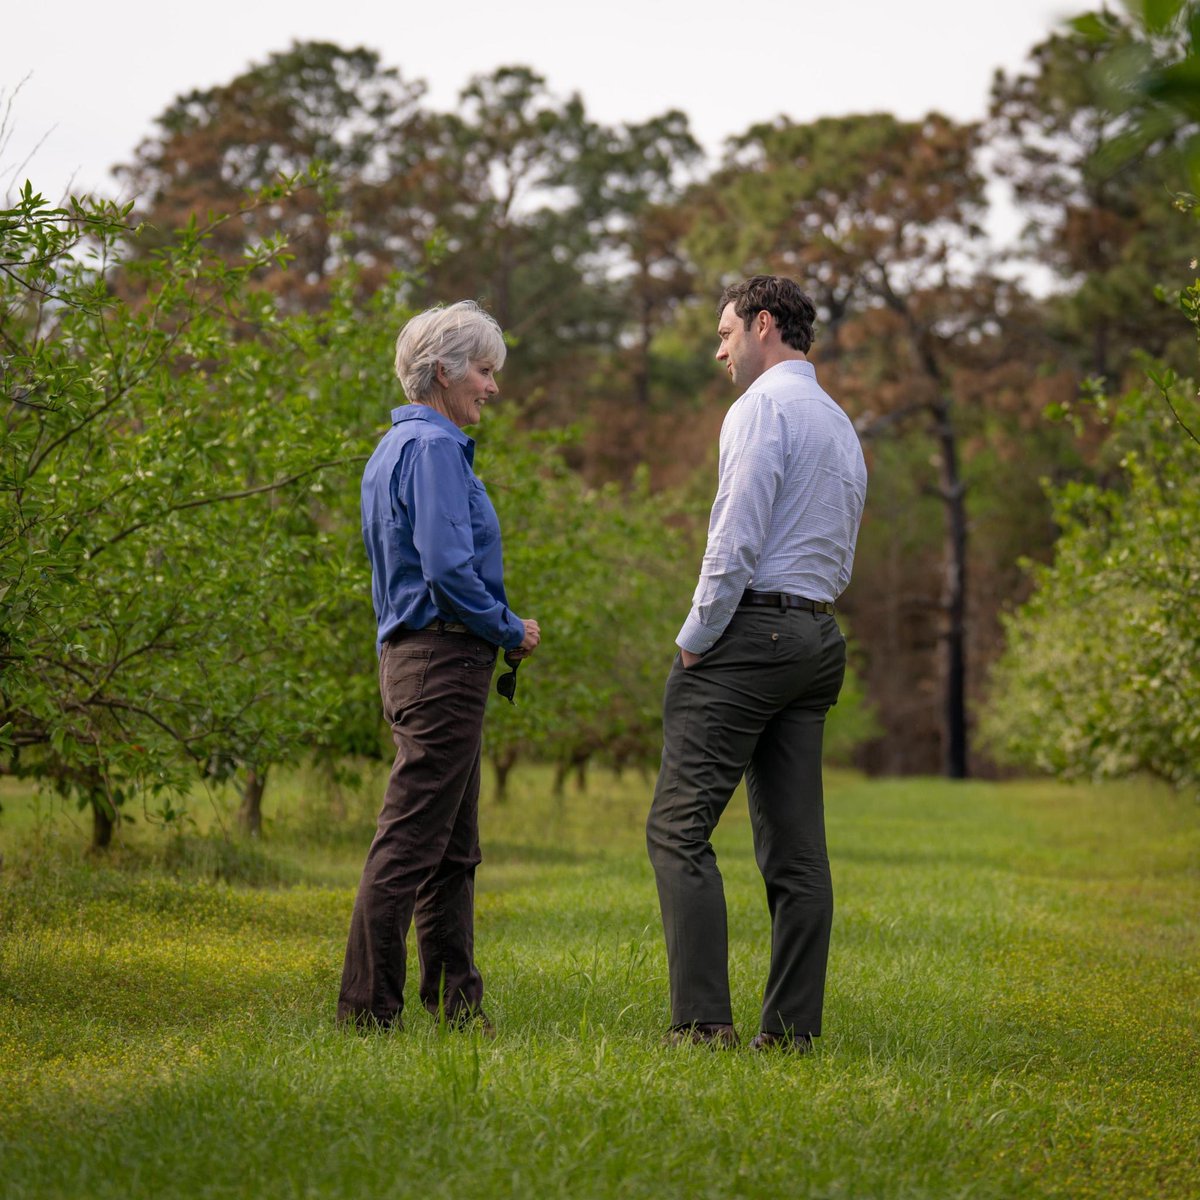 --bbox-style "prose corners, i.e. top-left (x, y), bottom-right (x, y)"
top-left (361, 405), bottom-right (526, 653)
